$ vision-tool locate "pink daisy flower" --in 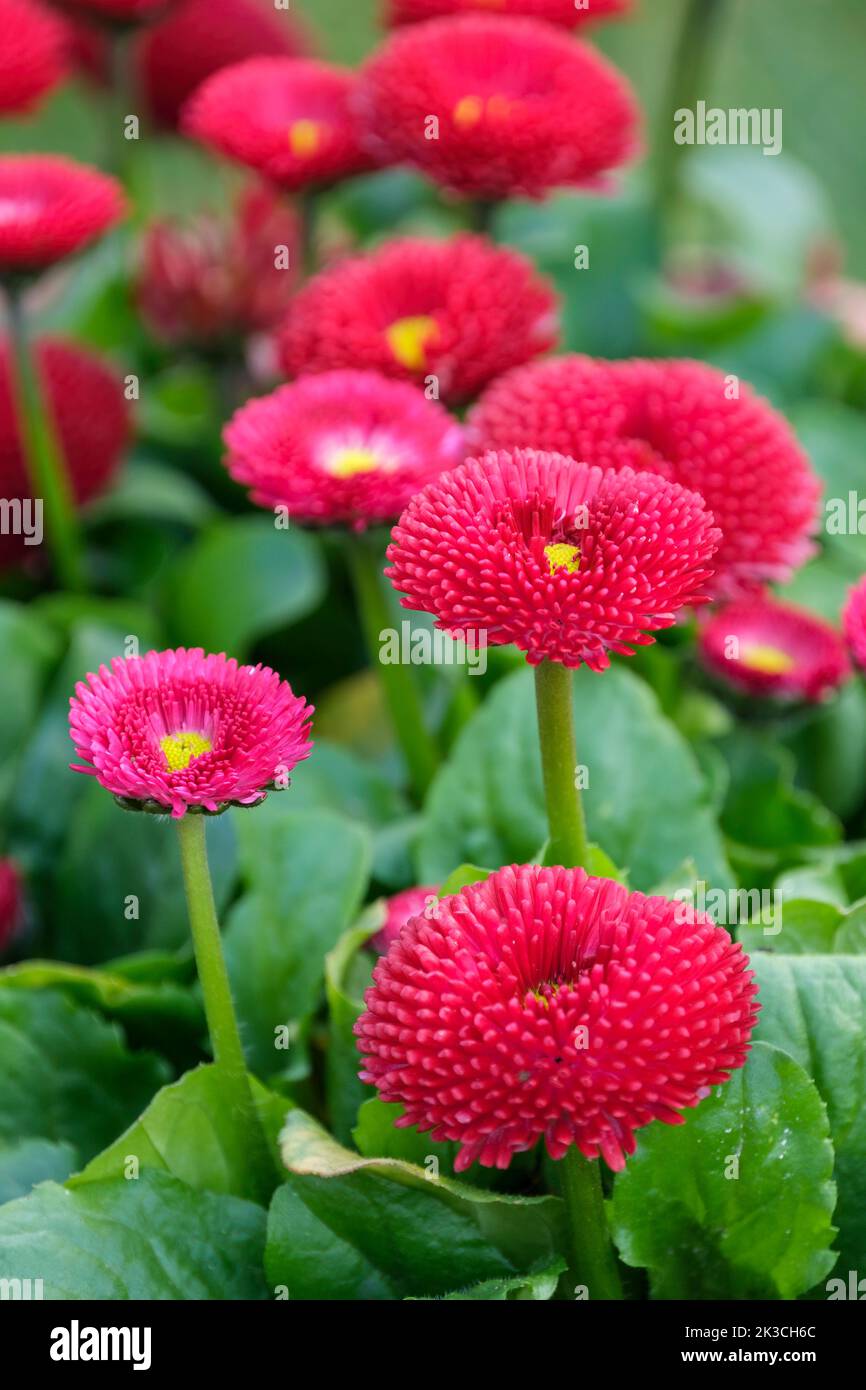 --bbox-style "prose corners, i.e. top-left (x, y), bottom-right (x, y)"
top-left (69, 648), bottom-right (313, 819)
top-left (843, 576), bottom-right (866, 672)
top-left (471, 356), bottom-right (820, 597)
top-left (699, 595), bottom-right (850, 702)
top-left (357, 15), bottom-right (640, 200)
top-left (182, 56), bottom-right (378, 192)
top-left (0, 155), bottom-right (124, 274)
top-left (277, 234), bottom-right (558, 406)
top-left (371, 884), bottom-right (438, 954)
top-left (223, 369), bottom-right (465, 529)
top-left (0, 0), bottom-right (68, 115)
top-left (385, 0), bottom-right (632, 27)
top-left (356, 863), bottom-right (759, 1171)
top-left (386, 447), bottom-right (721, 670)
